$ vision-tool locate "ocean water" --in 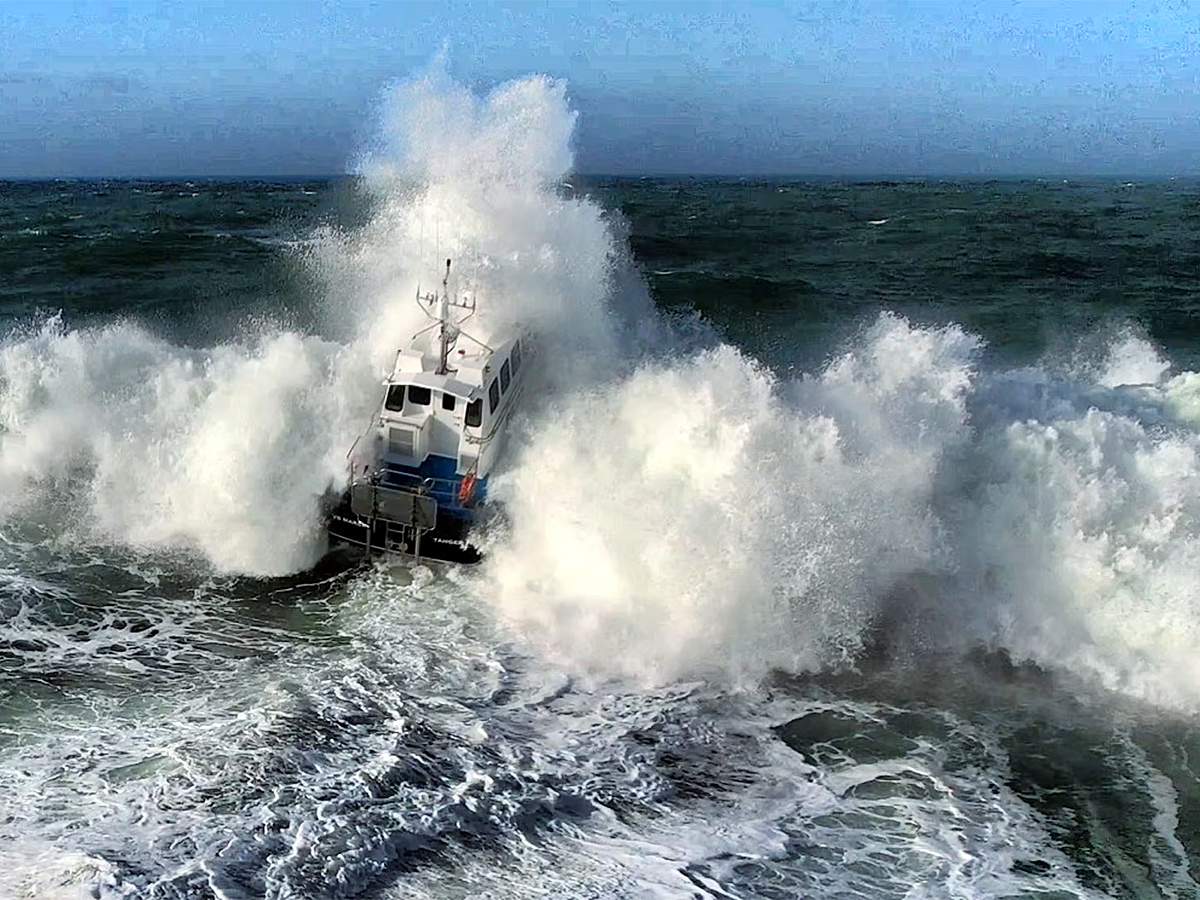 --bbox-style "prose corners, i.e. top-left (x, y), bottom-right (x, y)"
top-left (3, 73), bottom-right (1200, 899)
